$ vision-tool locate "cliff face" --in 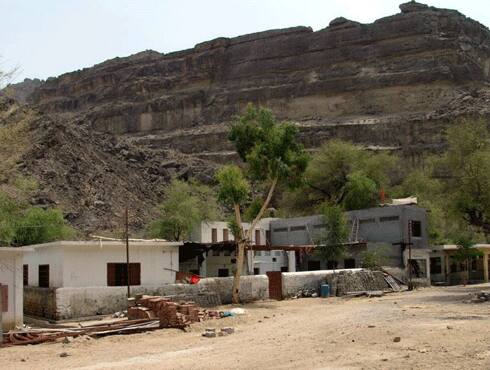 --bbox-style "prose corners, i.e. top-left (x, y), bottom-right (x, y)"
top-left (4, 1), bottom-right (490, 232)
